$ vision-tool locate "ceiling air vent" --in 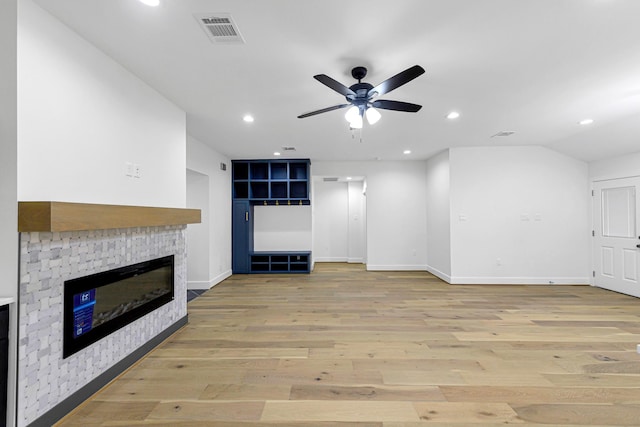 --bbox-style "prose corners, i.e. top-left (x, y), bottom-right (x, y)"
top-left (323, 177), bottom-right (339, 182)
top-left (194, 13), bottom-right (245, 44)
top-left (282, 146), bottom-right (296, 152)
top-left (491, 131), bottom-right (516, 138)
